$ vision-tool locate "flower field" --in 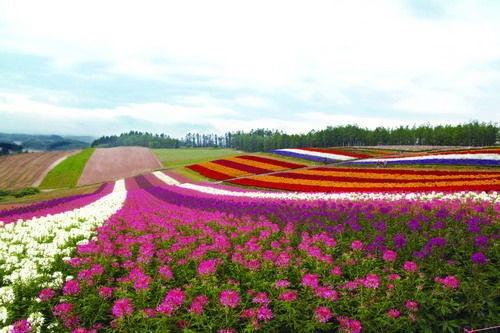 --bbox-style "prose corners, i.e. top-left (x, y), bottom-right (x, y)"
top-left (351, 148), bottom-right (500, 167)
top-left (0, 169), bottom-right (499, 332)
top-left (186, 156), bottom-right (305, 180)
top-left (220, 167), bottom-right (500, 193)
top-left (271, 148), bottom-right (372, 162)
